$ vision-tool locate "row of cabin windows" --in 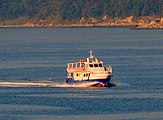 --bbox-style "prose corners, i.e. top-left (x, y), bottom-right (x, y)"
top-left (69, 73), bottom-right (90, 78)
top-left (68, 63), bottom-right (103, 68)
top-left (83, 73), bottom-right (90, 77)
top-left (89, 63), bottom-right (103, 67)
top-left (68, 63), bottom-right (85, 68)
top-left (77, 73), bottom-right (90, 77)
